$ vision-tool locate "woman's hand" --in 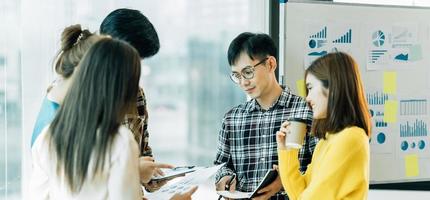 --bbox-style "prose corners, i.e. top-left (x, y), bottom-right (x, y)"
top-left (276, 120), bottom-right (291, 150)
top-left (139, 157), bottom-right (174, 183)
top-left (170, 186), bottom-right (198, 200)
